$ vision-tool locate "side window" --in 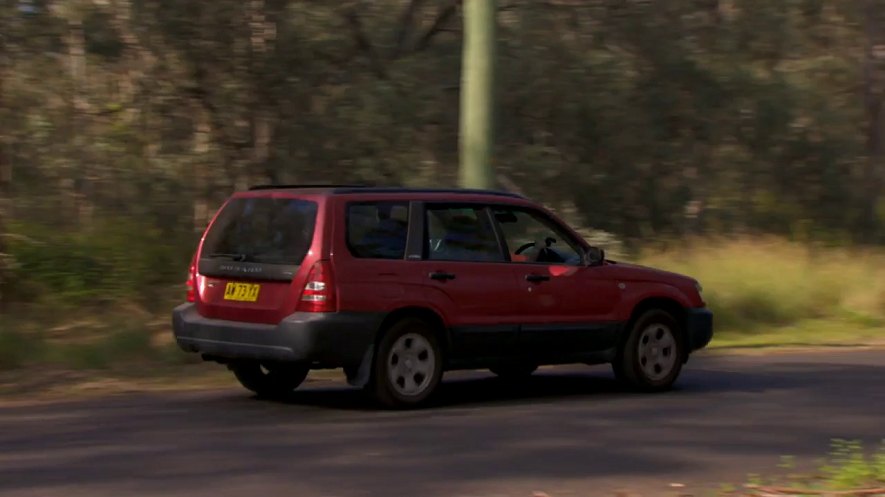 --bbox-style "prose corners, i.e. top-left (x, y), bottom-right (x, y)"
top-left (346, 202), bottom-right (410, 260)
top-left (492, 207), bottom-right (583, 265)
top-left (425, 206), bottom-right (504, 262)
